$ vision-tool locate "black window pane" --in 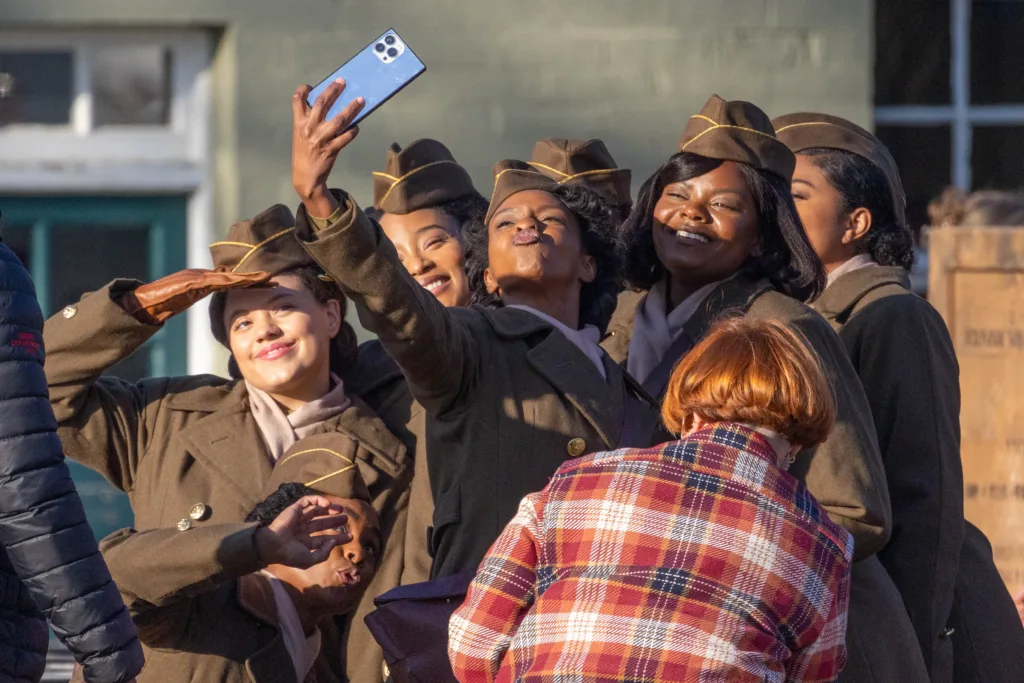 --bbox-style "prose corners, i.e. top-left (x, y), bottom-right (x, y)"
top-left (971, 1), bottom-right (1024, 104)
top-left (0, 51), bottom-right (73, 126)
top-left (972, 126), bottom-right (1024, 190)
top-left (50, 225), bottom-right (150, 381)
top-left (875, 0), bottom-right (951, 105)
top-left (875, 125), bottom-right (951, 232)
top-left (92, 46), bottom-right (171, 127)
